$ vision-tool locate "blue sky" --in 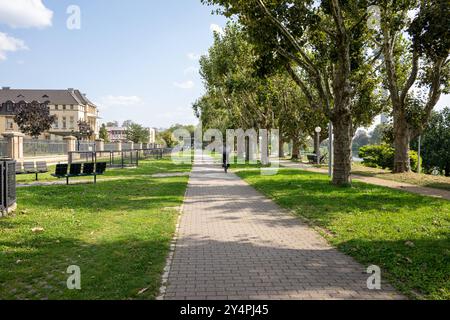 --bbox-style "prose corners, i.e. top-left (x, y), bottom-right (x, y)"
top-left (0, 0), bottom-right (226, 128)
top-left (0, 0), bottom-right (448, 130)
